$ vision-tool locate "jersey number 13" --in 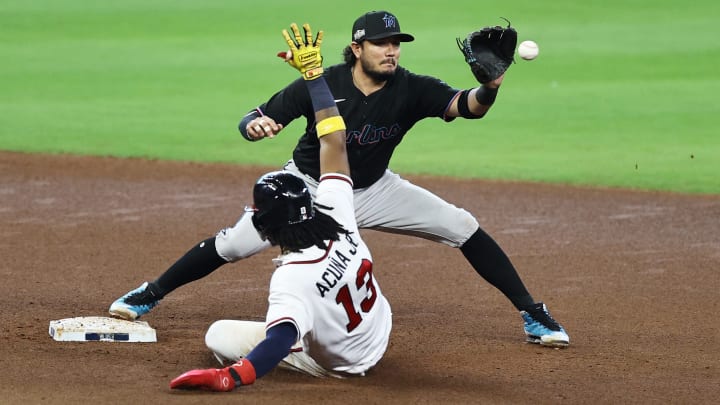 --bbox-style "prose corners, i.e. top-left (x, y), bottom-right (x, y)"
top-left (335, 259), bottom-right (377, 332)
